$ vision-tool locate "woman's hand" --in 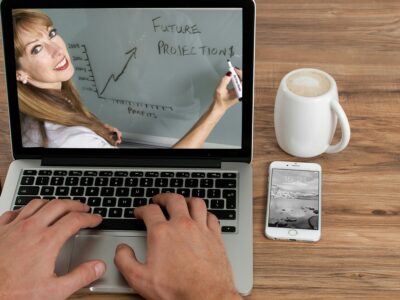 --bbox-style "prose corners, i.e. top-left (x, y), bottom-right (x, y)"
top-left (212, 68), bottom-right (242, 113)
top-left (172, 69), bottom-right (243, 149)
top-left (104, 124), bottom-right (122, 145)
